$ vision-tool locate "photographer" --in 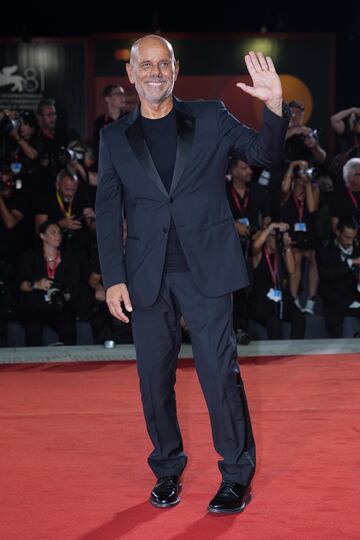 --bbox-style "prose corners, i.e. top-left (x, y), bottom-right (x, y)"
top-left (60, 140), bottom-right (98, 207)
top-left (331, 106), bottom-right (360, 154)
top-left (330, 157), bottom-right (360, 234)
top-left (226, 155), bottom-right (271, 342)
top-left (281, 159), bottom-right (320, 314)
top-left (0, 109), bottom-right (39, 163)
top-left (17, 220), bottom-right (79, 345)
top-left (35, 167), bottom-right (96, 253)
top-left (316, 217), bottom-right (360, 338)
top-left (249, 222), bottom-right (305, 339)
top-left (285, 100), bottom-right (327, 165)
